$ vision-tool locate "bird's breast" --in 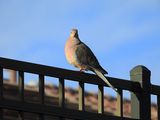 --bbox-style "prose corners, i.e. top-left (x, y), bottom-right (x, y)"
top-left (65, 40), bottom-right (78, 66)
